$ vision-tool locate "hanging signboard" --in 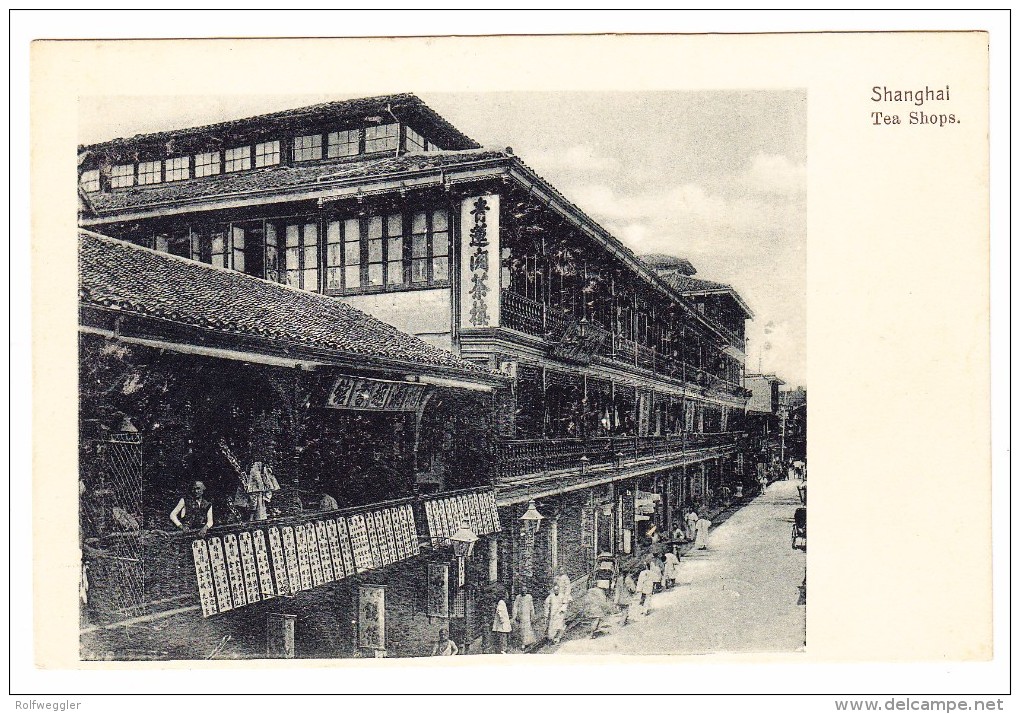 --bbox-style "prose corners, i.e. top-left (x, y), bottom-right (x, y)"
top-left (191, 539), bottom-right (218, 618)
top-left (315, 521), bottom-right (335, 583)
top-left (348, 515), bottom-right (374, 573)
top-left (238, 531), bottom-right (262, 605)
top-left (268, 527), bottom-right (289, 596)
top-left (325, 375), bottom-right (428, 412)
top-left (223, 533), bottom-right (247, 609)
top-left (358, 584), bottom-right (387, 652)
top-left (252, 529), bottom-right (276, 599)
top-left (459, 194), bottom-right (501, 330)
top-left (426, 563), bottom-right (450, 618)
top-left (207, 537), bottom-right (233, 613)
